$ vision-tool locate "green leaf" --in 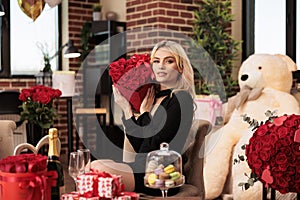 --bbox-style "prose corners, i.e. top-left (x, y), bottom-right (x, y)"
top-left (238, 182), bottom-right (244, 187)
top-left (248, 179), bottom-right (254, 186)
